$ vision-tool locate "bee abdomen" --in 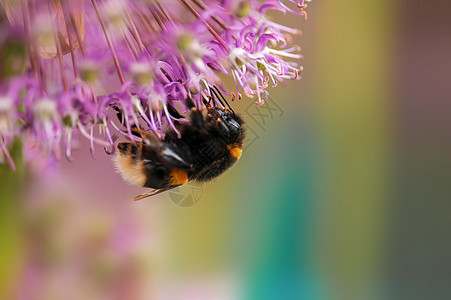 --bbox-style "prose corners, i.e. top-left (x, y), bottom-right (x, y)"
top-left (115, 142), bottom-right (147, 187)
